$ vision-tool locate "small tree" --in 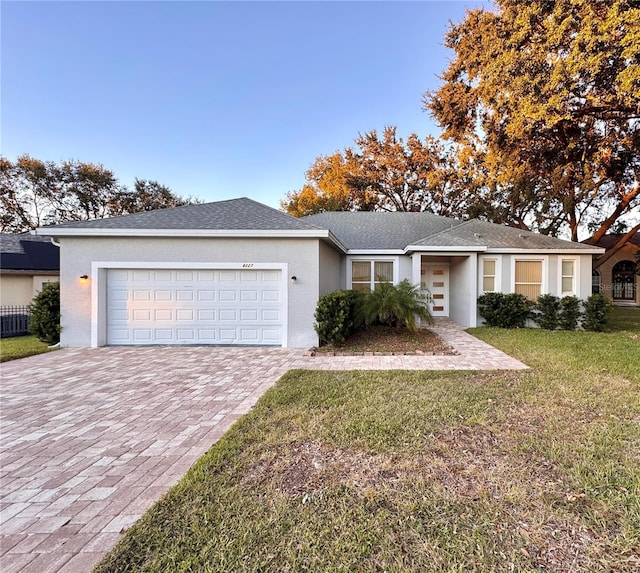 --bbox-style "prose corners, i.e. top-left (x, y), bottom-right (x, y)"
top-left (360, 280), bottom-right (432, 332)
top-left (28, 282), bottom-right (60, 344)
